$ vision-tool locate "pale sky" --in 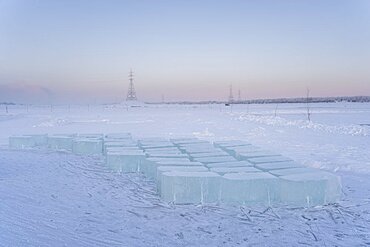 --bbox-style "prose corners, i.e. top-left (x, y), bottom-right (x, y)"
top-left (0, 0), bottom-right (370, 103)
